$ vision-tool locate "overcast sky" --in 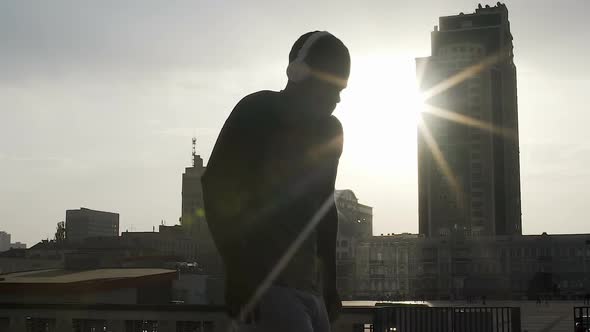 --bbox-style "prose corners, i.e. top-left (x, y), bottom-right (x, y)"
top-left (1, 1), bottom-right (589, 245)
